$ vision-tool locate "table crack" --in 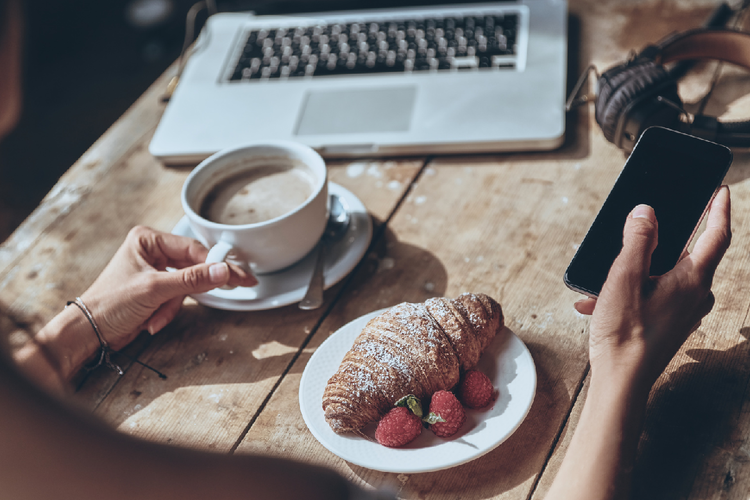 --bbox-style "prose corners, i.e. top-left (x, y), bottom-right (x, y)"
top-left (525, 361), bottom-right (591, 500)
